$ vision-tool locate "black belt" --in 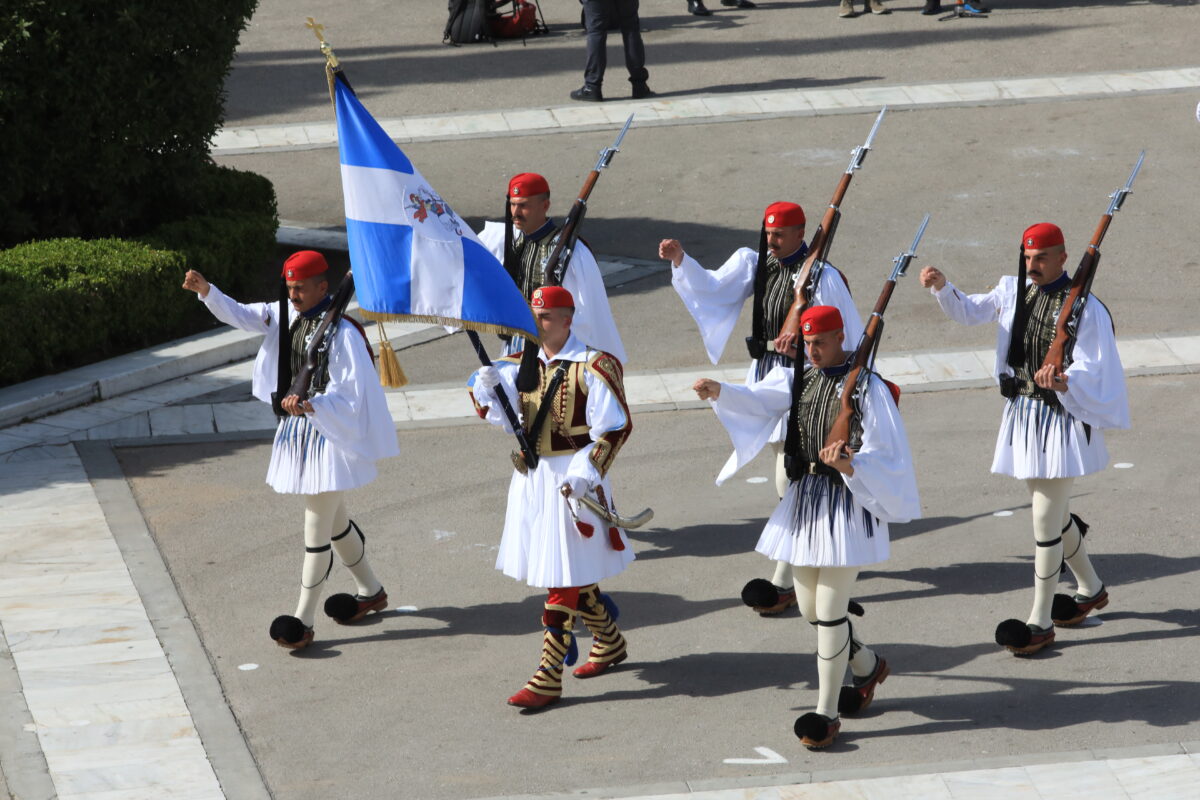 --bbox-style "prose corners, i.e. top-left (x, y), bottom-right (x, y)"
top-left (745, 336), bottom-right (783, 360)
top-left (785, 456), bottom-right (844, 484)
top-left (999, 375), bottom-right (1060, 407)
